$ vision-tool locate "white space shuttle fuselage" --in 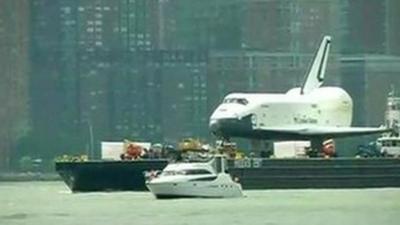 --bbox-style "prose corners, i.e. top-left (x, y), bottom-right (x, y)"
top-left (209, 36), bottom-right (388, 141)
